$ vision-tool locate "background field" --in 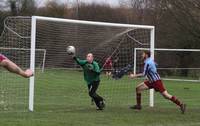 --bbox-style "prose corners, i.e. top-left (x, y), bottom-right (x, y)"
top-left (0, 69), bottom-right (200, 126)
